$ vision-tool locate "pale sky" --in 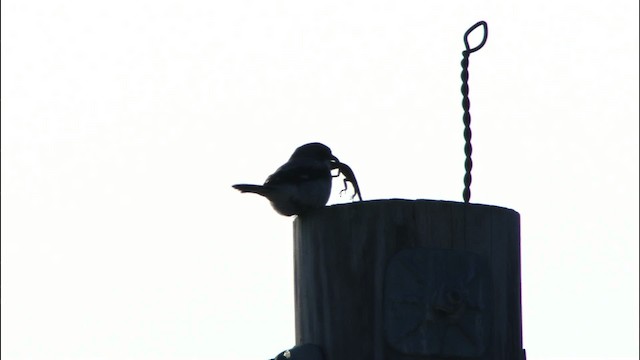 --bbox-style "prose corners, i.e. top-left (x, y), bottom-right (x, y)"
top-left (1, 1), bottom-right (638, 360)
